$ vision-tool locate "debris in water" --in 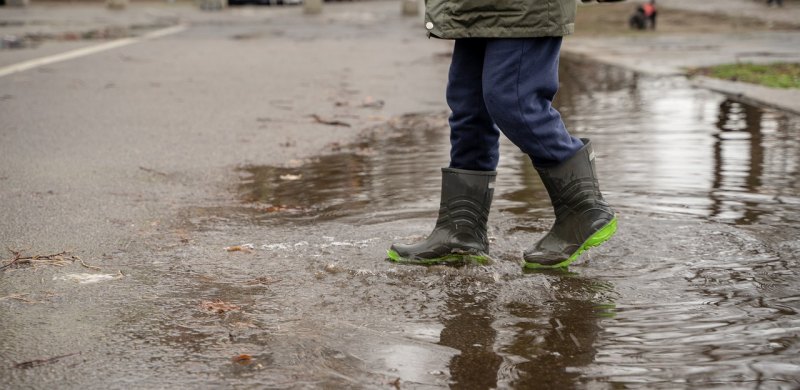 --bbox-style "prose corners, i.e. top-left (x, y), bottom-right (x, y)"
top-left (310, 114), bottom-right (351, 127)
top-left (328, 141), bottom-right (343, 152)
top-left (232, 354), bottom-right (253, 364)
top-left (283, 158), bottom-right (318, 168)
top-left (259, 205), bottom-right (293, 213)
top-left (14, 352), bottom-right (81, 369)
top-left (324, 263), bottom-right (344, 274)
top-left (224, 244), bottom-right (254, 253)
top-left (244, 276), bottom-right (281, 285)
top-left (279, 174), bottom-right (302, 181)
top-left (231, 321), bottom-right (258, 329)
top-left (261, 243), bottom-right (289, 250)
top-left (200, 299), bottom-right (240, 314)
top-left (54, 271), bottom-right (123, 284)
top-left (354, 146), bottom-right (378, 157)
top-left (351, 269), bottom-right (375, 276)
top-left (360, 96), bottom-right (385, 109)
